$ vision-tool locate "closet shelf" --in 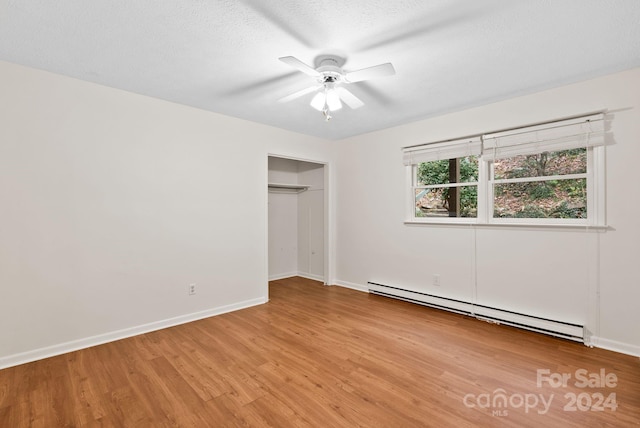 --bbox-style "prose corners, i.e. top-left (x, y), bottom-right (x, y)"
top-left (268, 182), bottom-right (311, 192)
